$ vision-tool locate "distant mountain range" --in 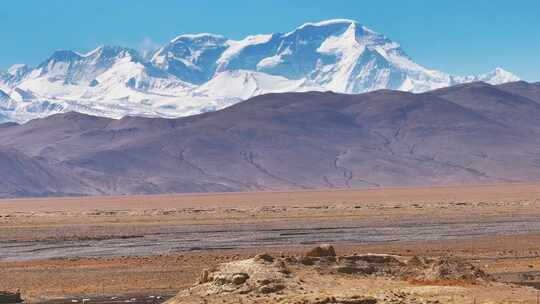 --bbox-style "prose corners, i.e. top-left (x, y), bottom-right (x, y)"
top-left (0, 19), bottom-right (520, 123)
top-left (0, 81), bottom-right (539, 198)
